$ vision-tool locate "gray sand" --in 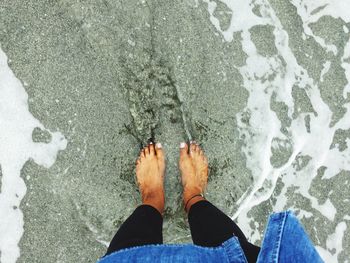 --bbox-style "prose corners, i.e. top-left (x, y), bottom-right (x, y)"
top-left (0, 0), bottom-right (349, 262)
